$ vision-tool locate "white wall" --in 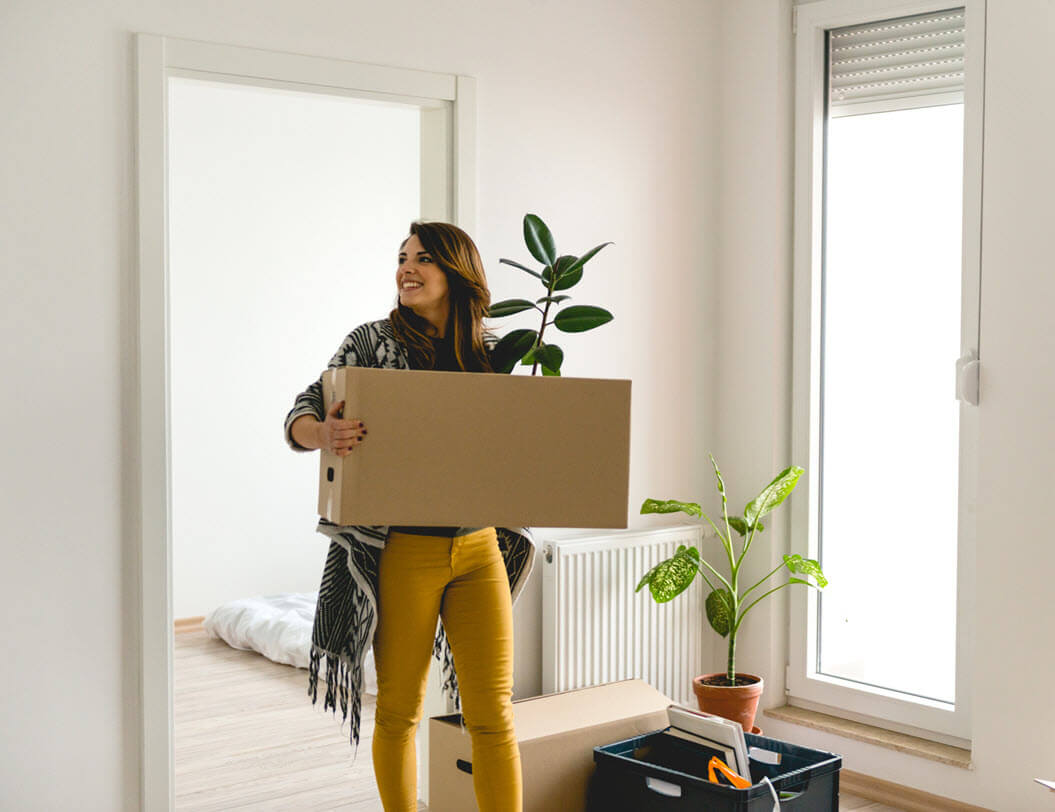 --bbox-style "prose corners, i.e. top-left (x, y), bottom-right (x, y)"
top-left (708, 0), bottom-right (796, 700)
top-left (715, 1), bottom-right (1055, 810)
top-left (0, 0), bottom-right (719, 809)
